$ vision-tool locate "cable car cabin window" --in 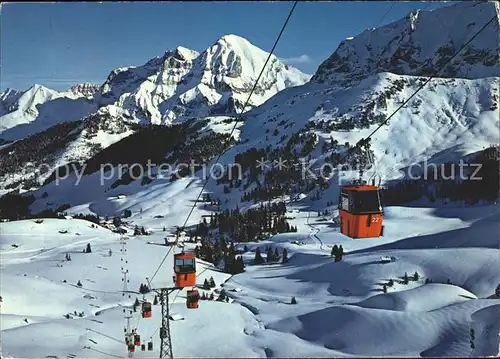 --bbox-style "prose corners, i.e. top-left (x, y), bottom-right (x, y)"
top-left (351, 190), bottom-right (382, 214)
top-left (174, 258), bottom-right (196, 273)
top-left (338, 193), bottom-right (349, 211)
